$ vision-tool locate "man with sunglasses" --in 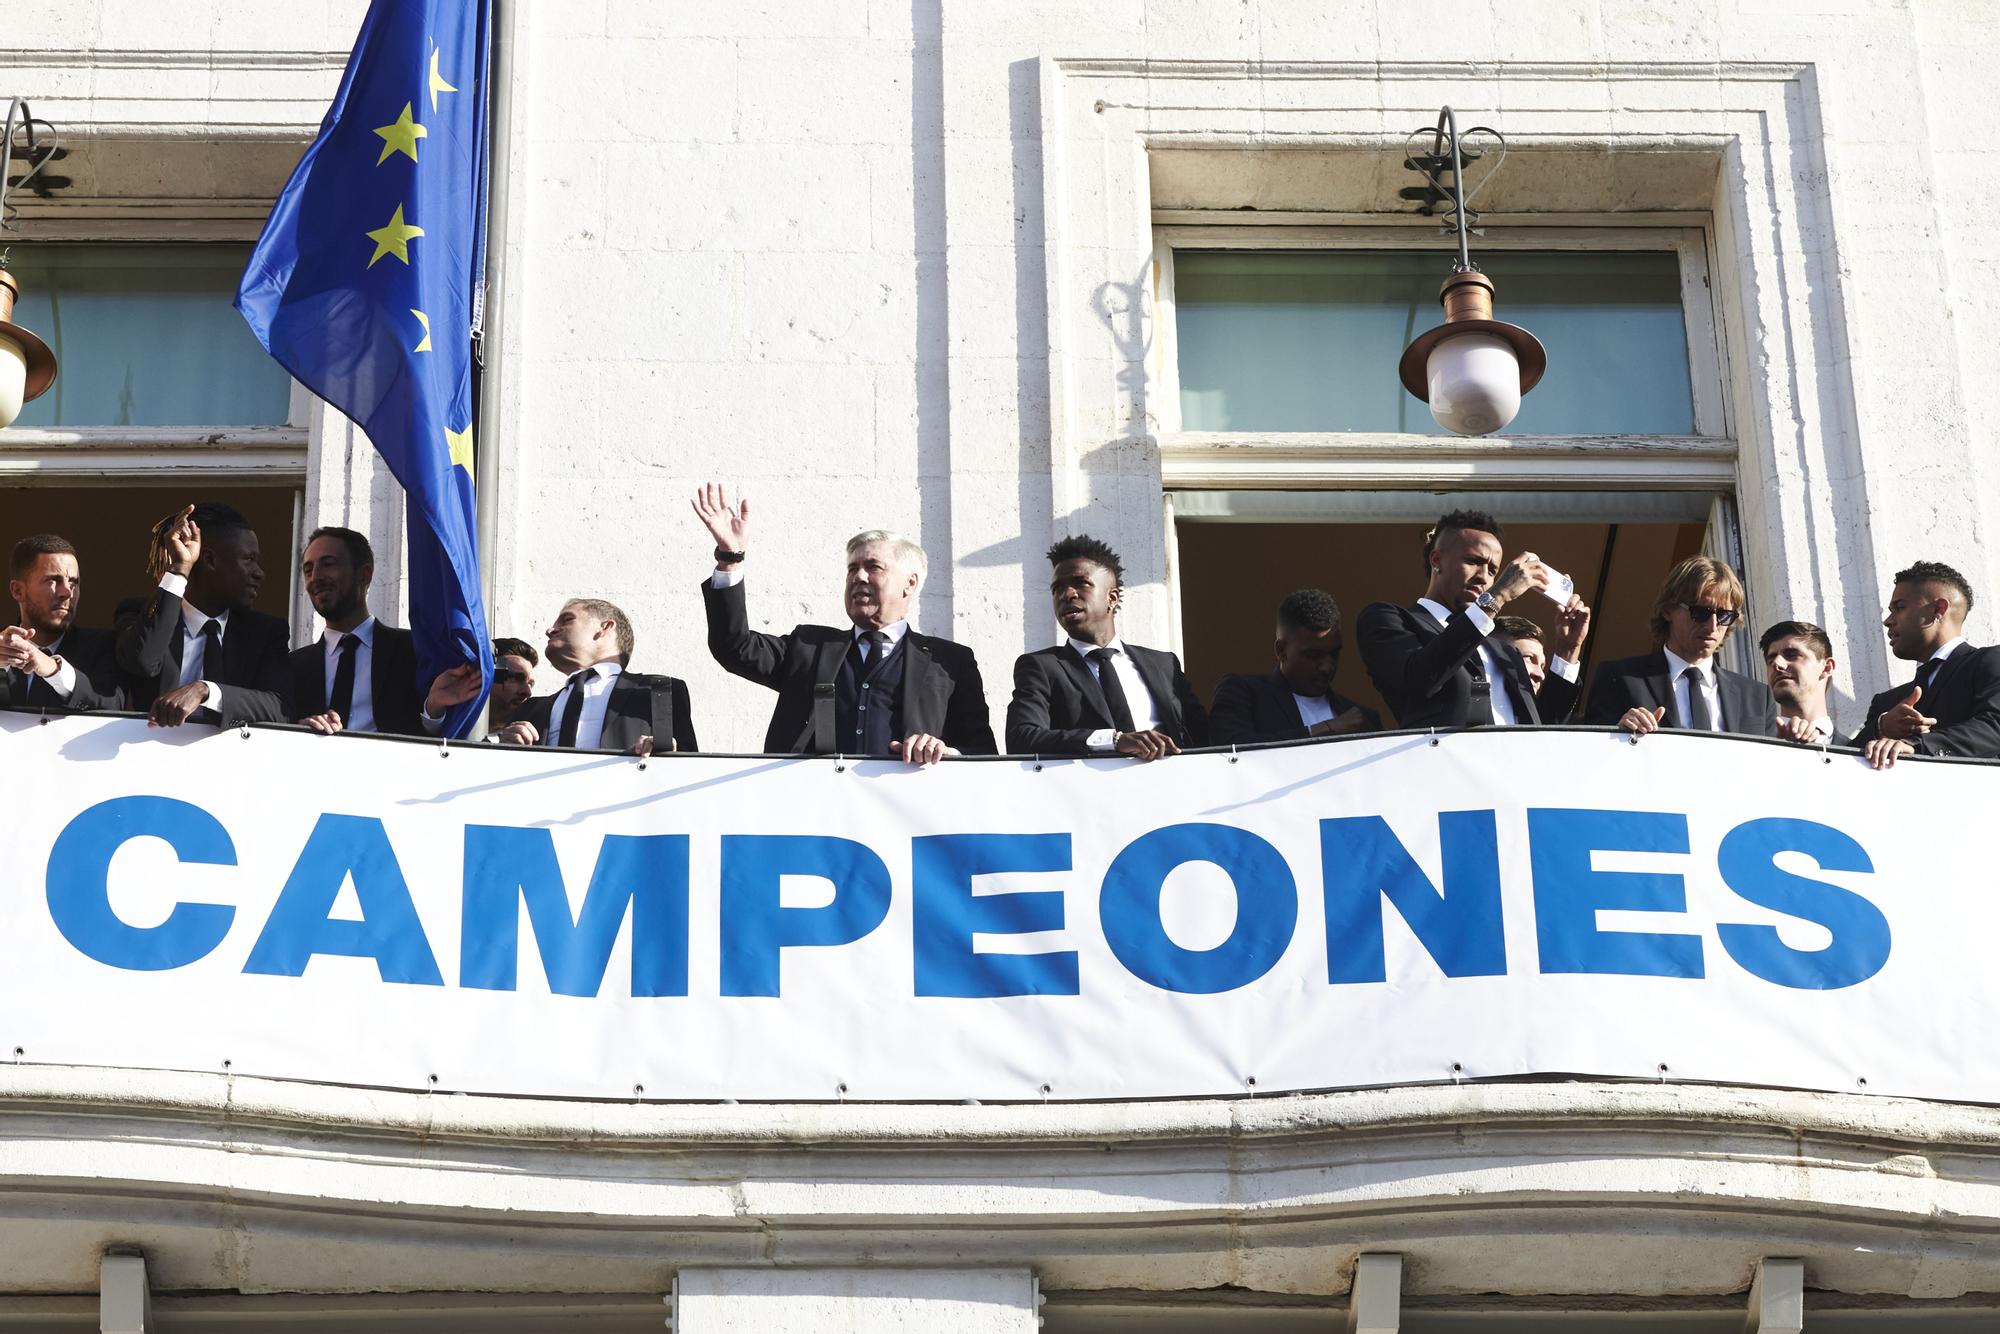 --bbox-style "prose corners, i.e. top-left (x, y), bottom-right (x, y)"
top-left (488, 636), bottom-right (540, 730)
top-left (1585, 555), bottom-right (1772, 737)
